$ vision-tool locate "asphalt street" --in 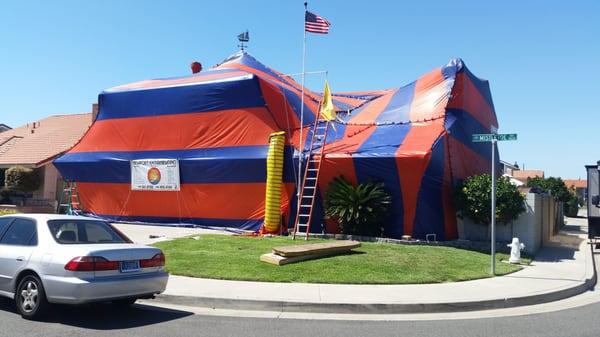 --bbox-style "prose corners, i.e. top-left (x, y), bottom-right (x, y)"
top-left (0, 296), bottom-right (599, 337)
